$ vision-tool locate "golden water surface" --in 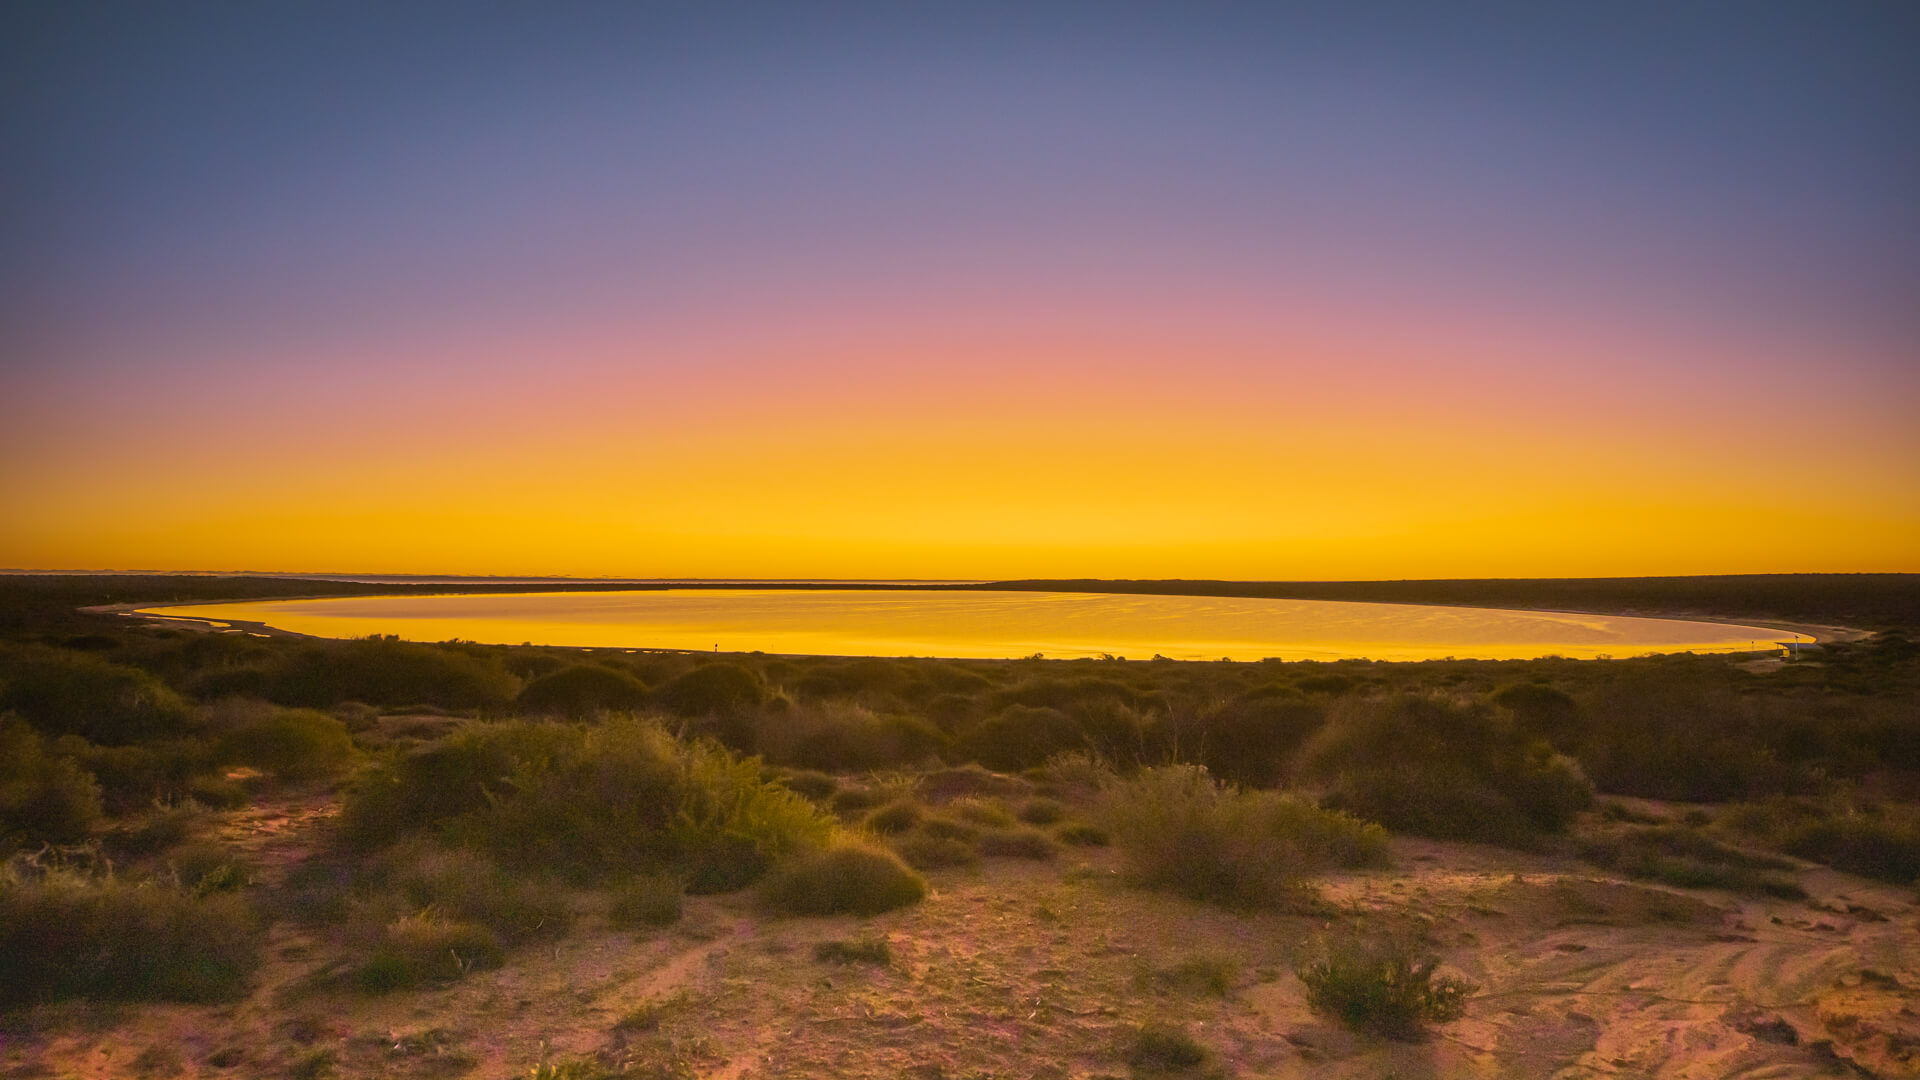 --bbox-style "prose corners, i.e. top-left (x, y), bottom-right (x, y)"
top-left (139, 590), bottom-right (1802, 662)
